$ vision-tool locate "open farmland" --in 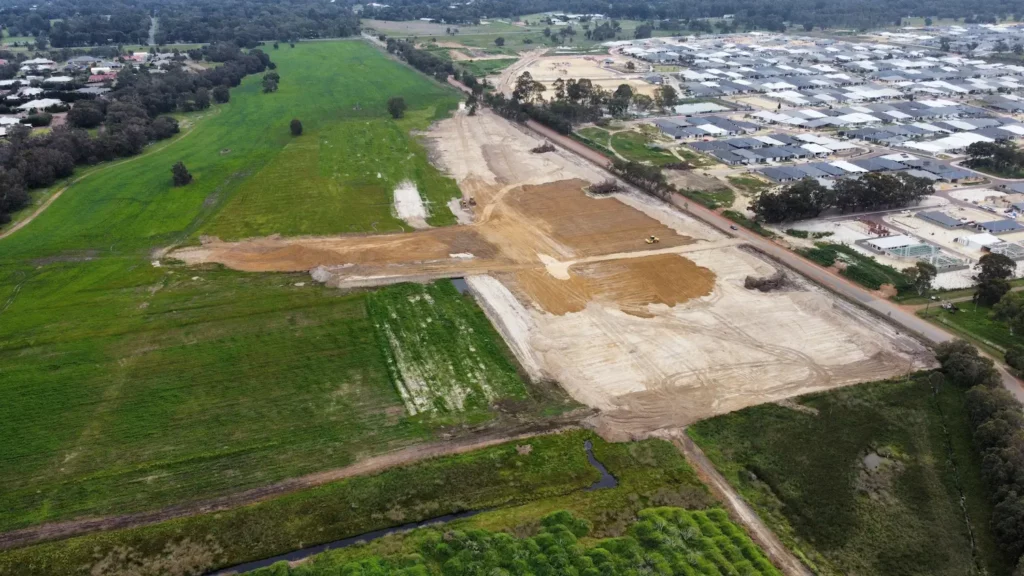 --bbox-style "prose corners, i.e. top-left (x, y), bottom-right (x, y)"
top-left (175, 108), bottom-right (934, 440)
top-left (0, 41), bottom-right (556, 535)
top-left (689, 375), bottom-right (1008, 576)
